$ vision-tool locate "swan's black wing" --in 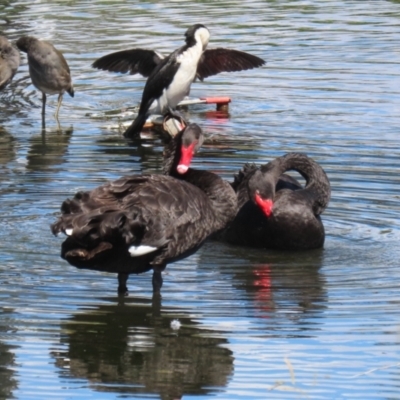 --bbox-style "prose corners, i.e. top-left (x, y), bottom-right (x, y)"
top-left (275, 174), bottom-right (302, 192)
top-left (196, 48), bottom-right (265, 81)
top-left (119, 175), bottom-right (212, 263)
top-left (92, 48), bottom-right (164, 77)
top-left (51, 175), bottom-right (211, 264)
